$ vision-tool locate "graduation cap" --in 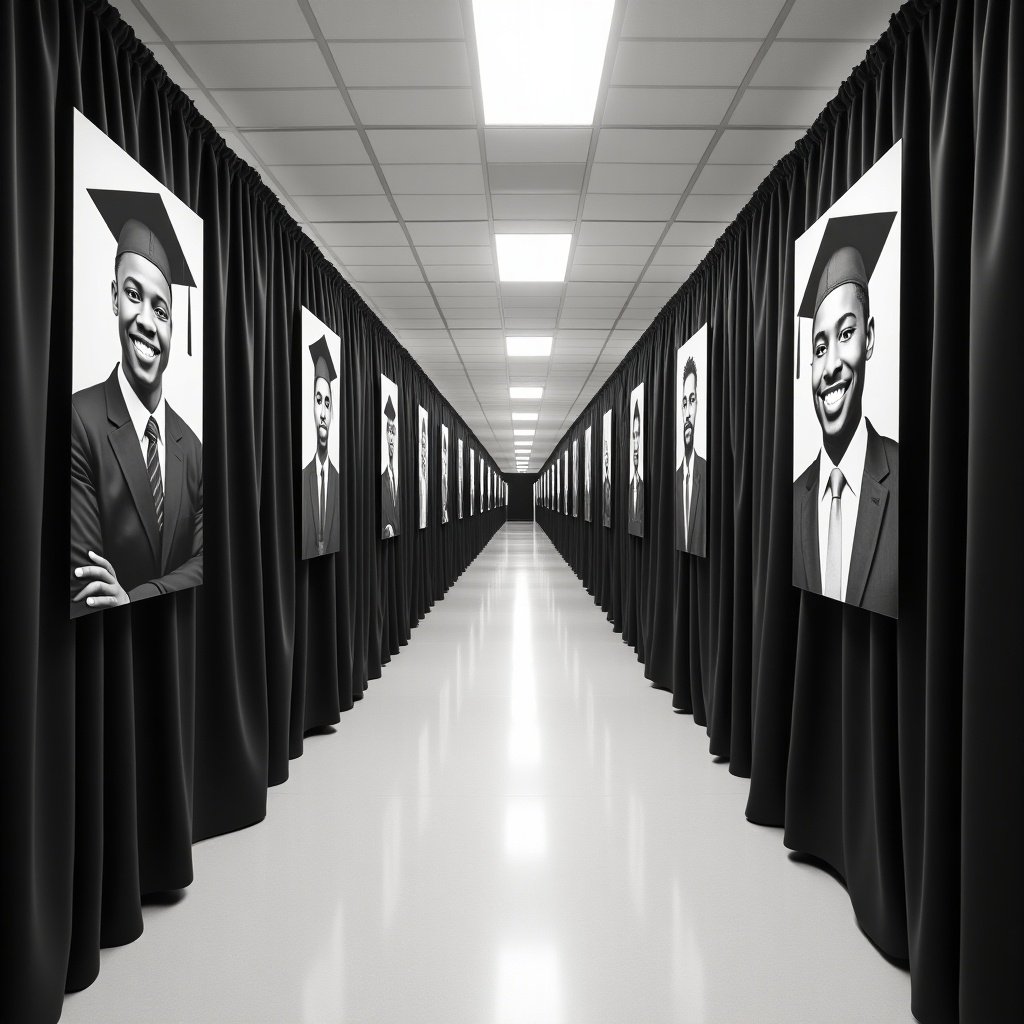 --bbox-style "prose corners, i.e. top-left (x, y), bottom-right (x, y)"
top-left (384, 394), bottom-right (397, 420)
top-left (797, 211), bottom-right (897, 376)
top-left (89, 188), bottom-right (198, 355)
top-left (307, 335), bottom-right (337, 387)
